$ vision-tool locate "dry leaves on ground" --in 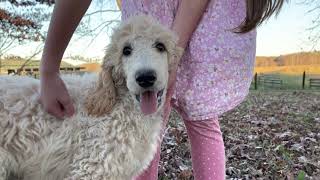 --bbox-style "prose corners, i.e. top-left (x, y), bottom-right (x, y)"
top-left (159, 91), bottom-right (320, 180)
